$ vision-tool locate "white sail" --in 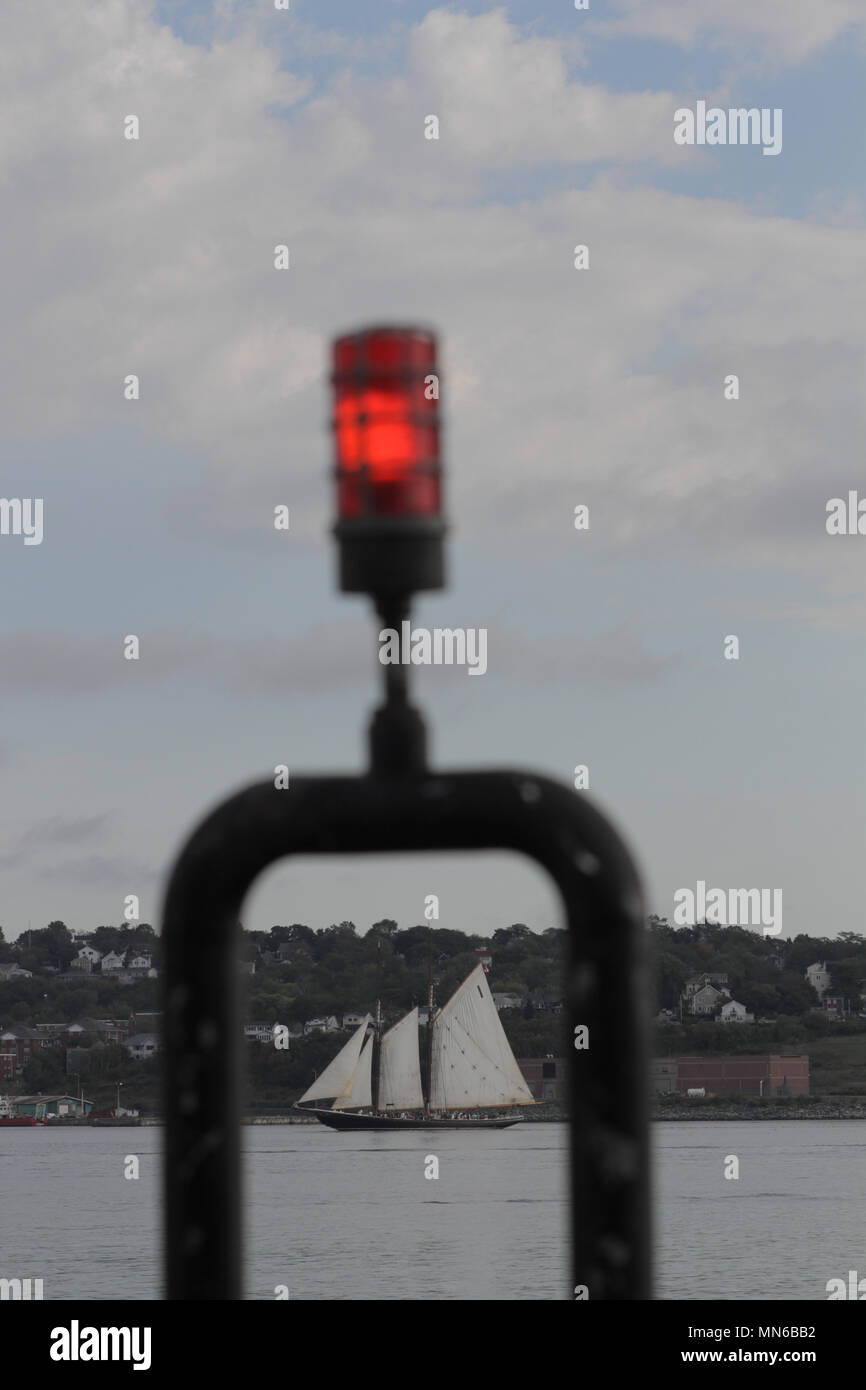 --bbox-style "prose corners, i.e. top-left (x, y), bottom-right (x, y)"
top-left (298, 1017), bottom-right (370, 1104)
top-left (379, 1007), bottom-right (424, 1110)
top-left (332, 1034), bottom-right (373, 1109)
top-left (430, 965), bottom-right (534, 1109)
